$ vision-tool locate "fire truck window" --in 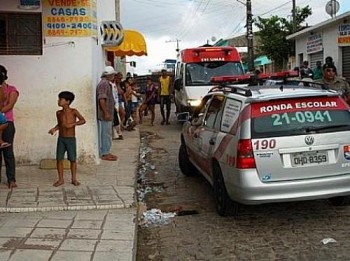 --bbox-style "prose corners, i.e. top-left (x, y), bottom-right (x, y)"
top-left (185, 67), bottom-right (193, 85)
top-left (185, 62), bottom-right (244, 86)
